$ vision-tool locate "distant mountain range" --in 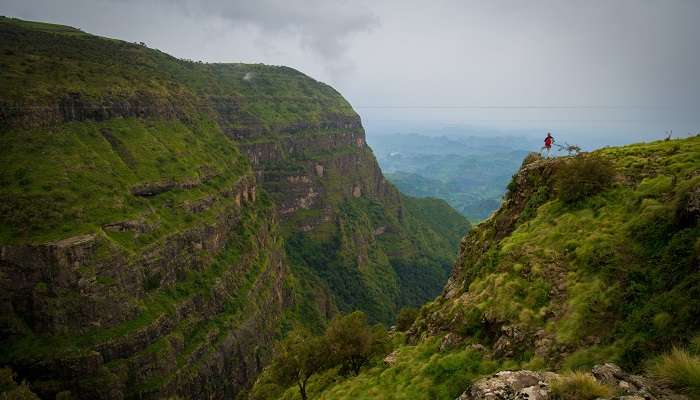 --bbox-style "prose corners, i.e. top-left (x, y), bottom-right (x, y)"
top-left (367, 133), bottom-right (536, 221)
